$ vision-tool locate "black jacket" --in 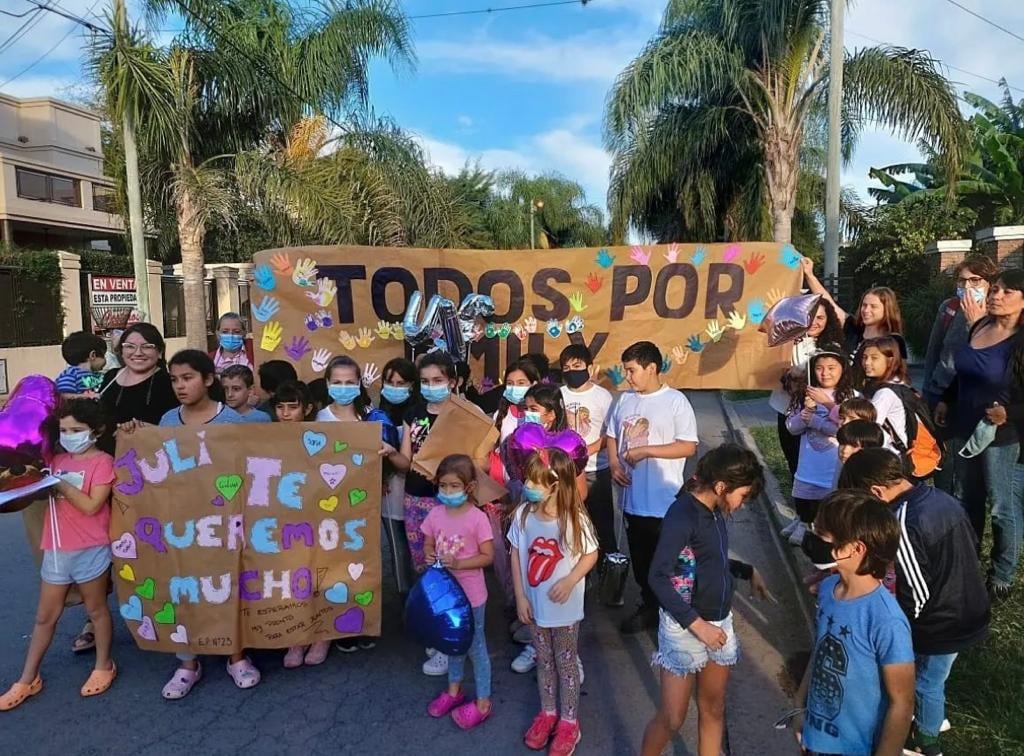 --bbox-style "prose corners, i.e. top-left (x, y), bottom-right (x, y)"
top-left (648, 491), bottom-right (752, 628)
top-left (891, 484), bottom-right (990, 655)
